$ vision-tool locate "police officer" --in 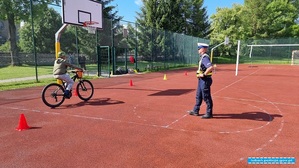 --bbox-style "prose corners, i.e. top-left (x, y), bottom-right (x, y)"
top-left (188, 43), bottom-right (213, 119)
